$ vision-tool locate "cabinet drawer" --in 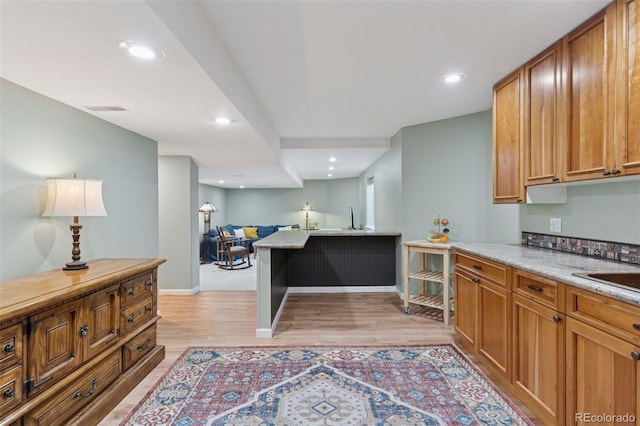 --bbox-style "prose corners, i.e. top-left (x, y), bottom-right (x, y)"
top-left (0, 364), bottom-right (23, 418)
top-left (120, 297), bottom-right (154, 336)
top-left (24, 350), bottom-right (122, 426)
top-left (455, 252), bottom-right (510, 287)
top-left (120, 273), bottom-right (153, 308)
top-left (513, 269), bottom-right (564, 310)
top-left (123, 324), bottom-right (156, 371)
top-left (0, 324), bottom-right (23, 372)
top-left (567, 286), bottom-right (640, 344)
